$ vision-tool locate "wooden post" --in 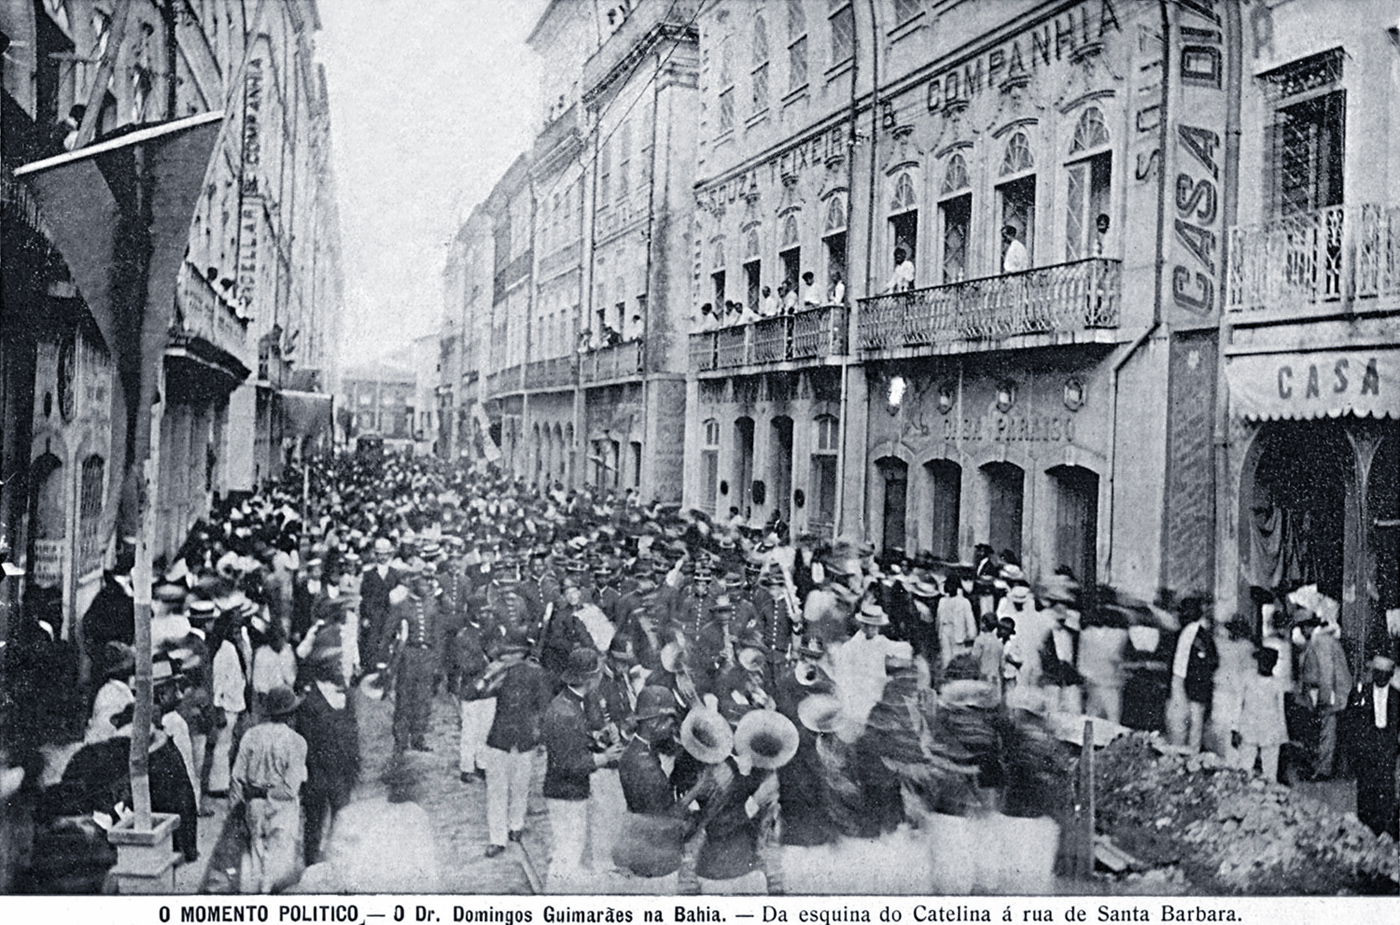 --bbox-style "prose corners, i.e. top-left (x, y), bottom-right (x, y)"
top-left (1078, 719), bottom-right (1096, 881)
